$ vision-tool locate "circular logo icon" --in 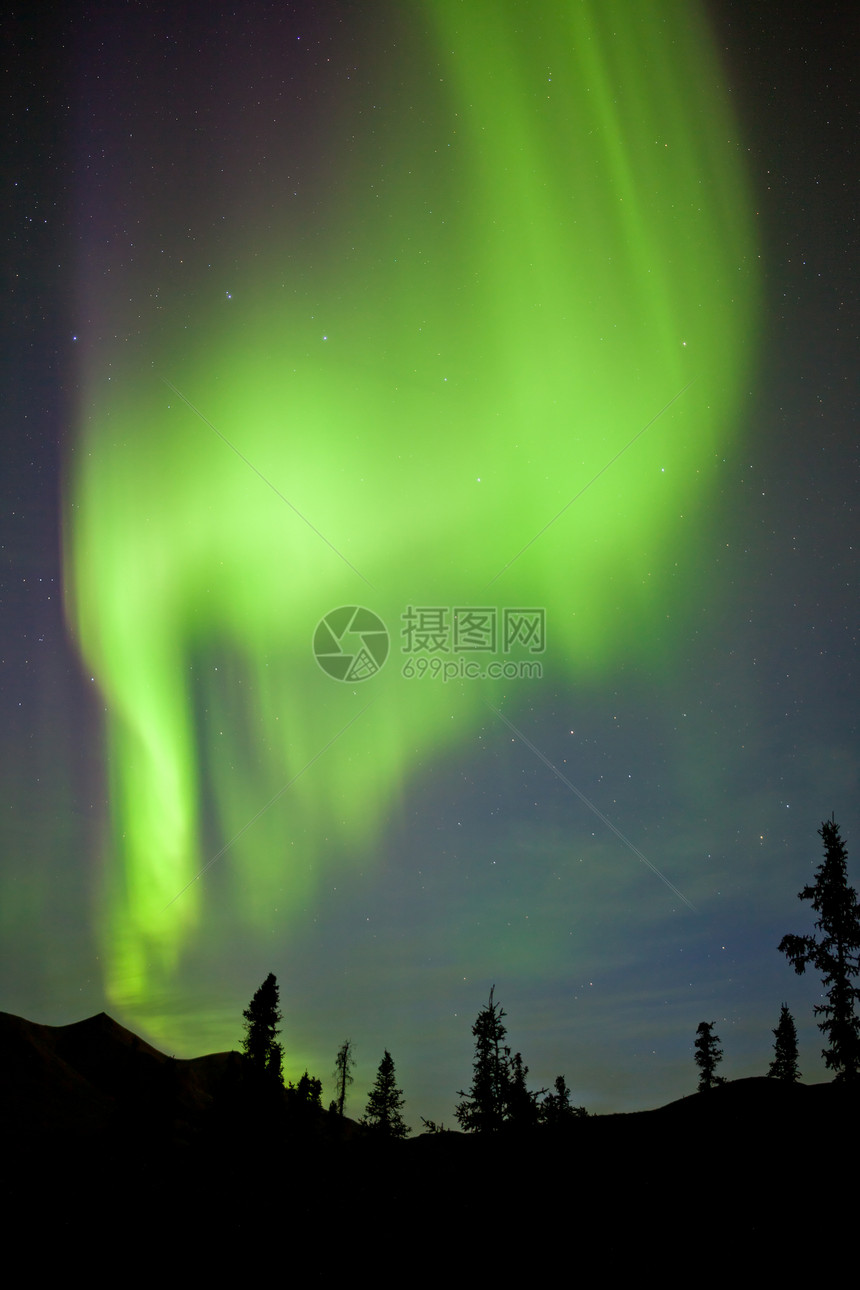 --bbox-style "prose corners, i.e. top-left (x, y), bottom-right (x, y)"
top-left (313, 606), bottom-right (389, 682)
